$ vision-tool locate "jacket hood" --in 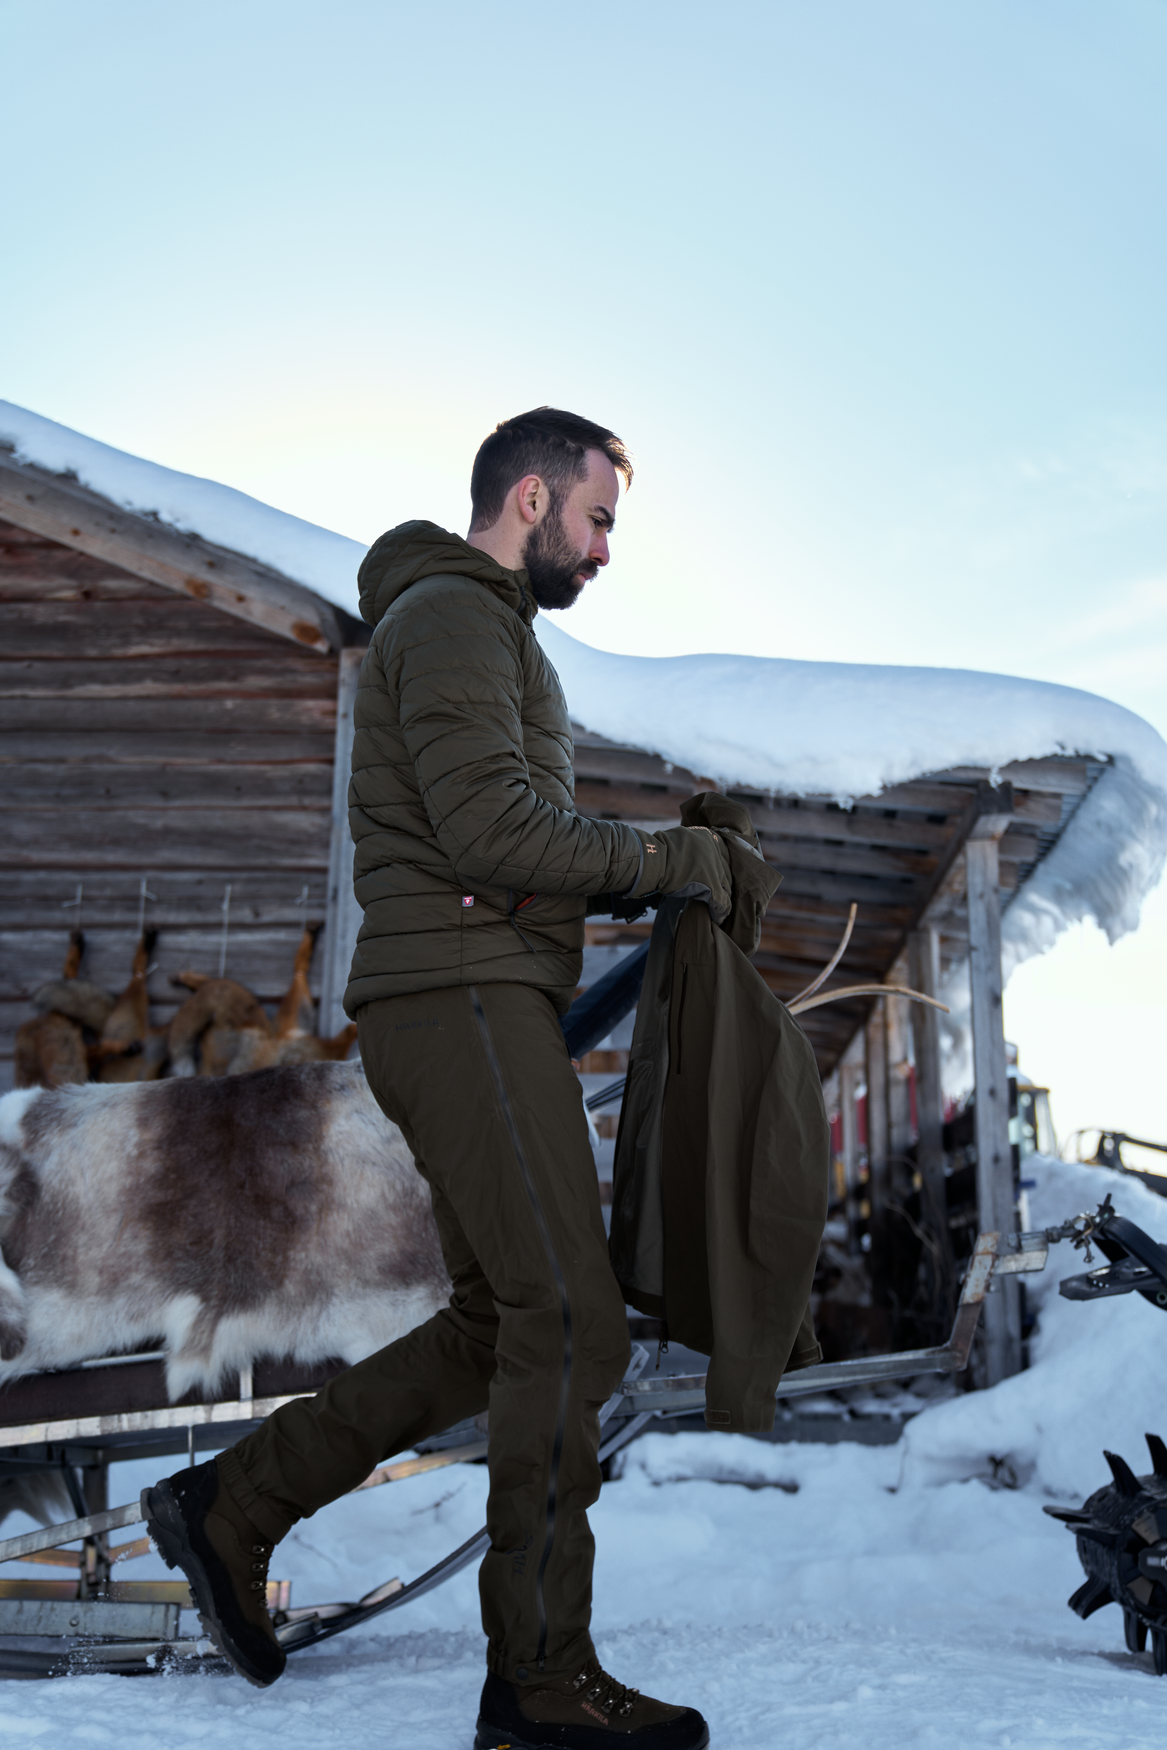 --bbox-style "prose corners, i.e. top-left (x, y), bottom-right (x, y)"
top-left (357, 520), bottom-right (535, 628)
